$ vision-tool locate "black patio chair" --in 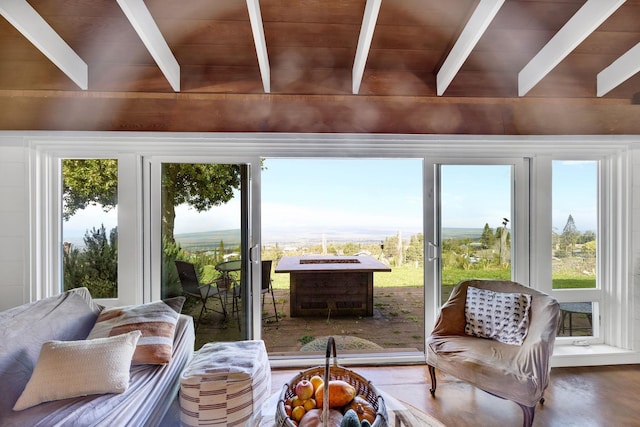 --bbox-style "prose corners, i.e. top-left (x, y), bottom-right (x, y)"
top-left (175, 260), bottom-right (229, 331)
